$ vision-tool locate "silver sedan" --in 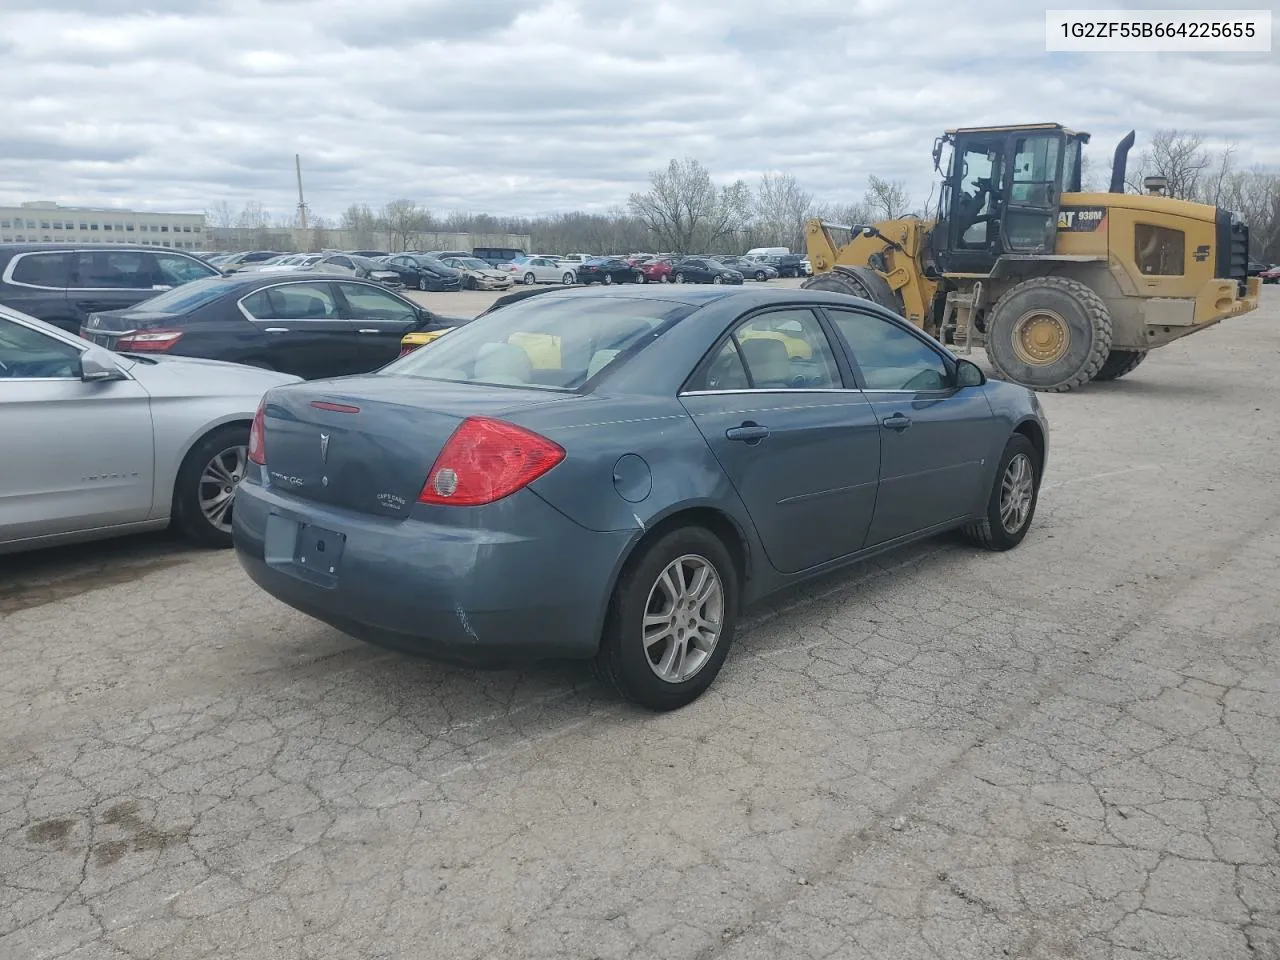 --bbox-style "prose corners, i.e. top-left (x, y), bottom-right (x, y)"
top-left (0, 305), bottom-right (300, 555)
